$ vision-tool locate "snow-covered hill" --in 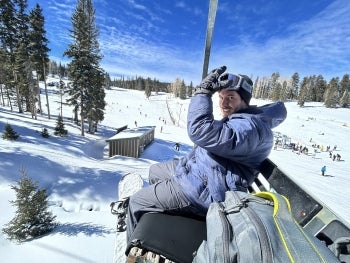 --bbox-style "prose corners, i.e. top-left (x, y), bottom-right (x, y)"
top-left (0, 77), bottom-right (349, 262)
